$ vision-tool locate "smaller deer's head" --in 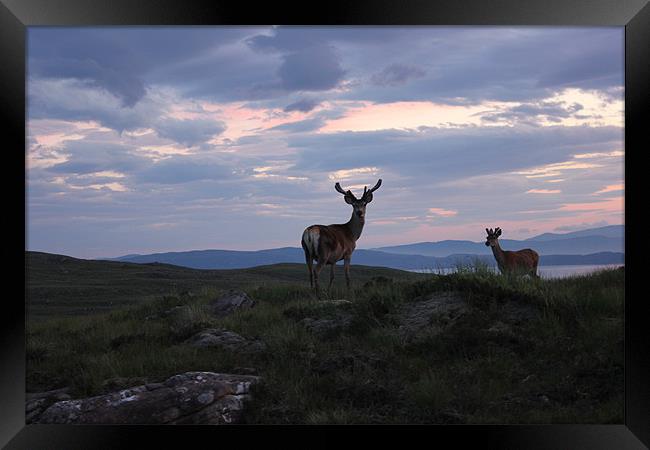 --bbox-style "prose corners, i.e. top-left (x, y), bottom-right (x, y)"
top-left (485, 227), bottom-right (502, 247)
top-left (335, 179), bottom-right (382, 220)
